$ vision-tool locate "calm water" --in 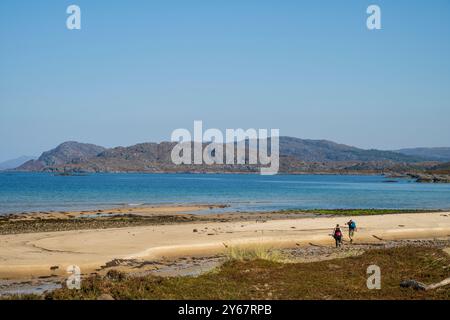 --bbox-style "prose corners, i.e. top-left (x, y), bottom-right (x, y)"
top-left (0, 172), bottom-right (450, 215)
